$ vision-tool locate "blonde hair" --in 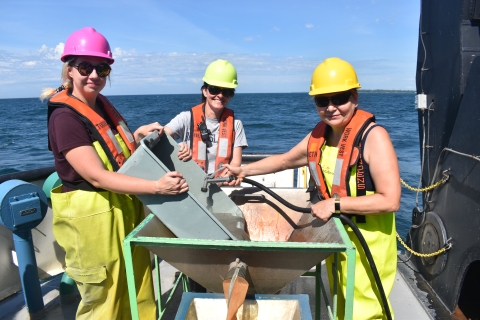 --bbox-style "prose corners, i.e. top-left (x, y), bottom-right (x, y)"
top-left (39, 58), bottom-right (75, 102)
